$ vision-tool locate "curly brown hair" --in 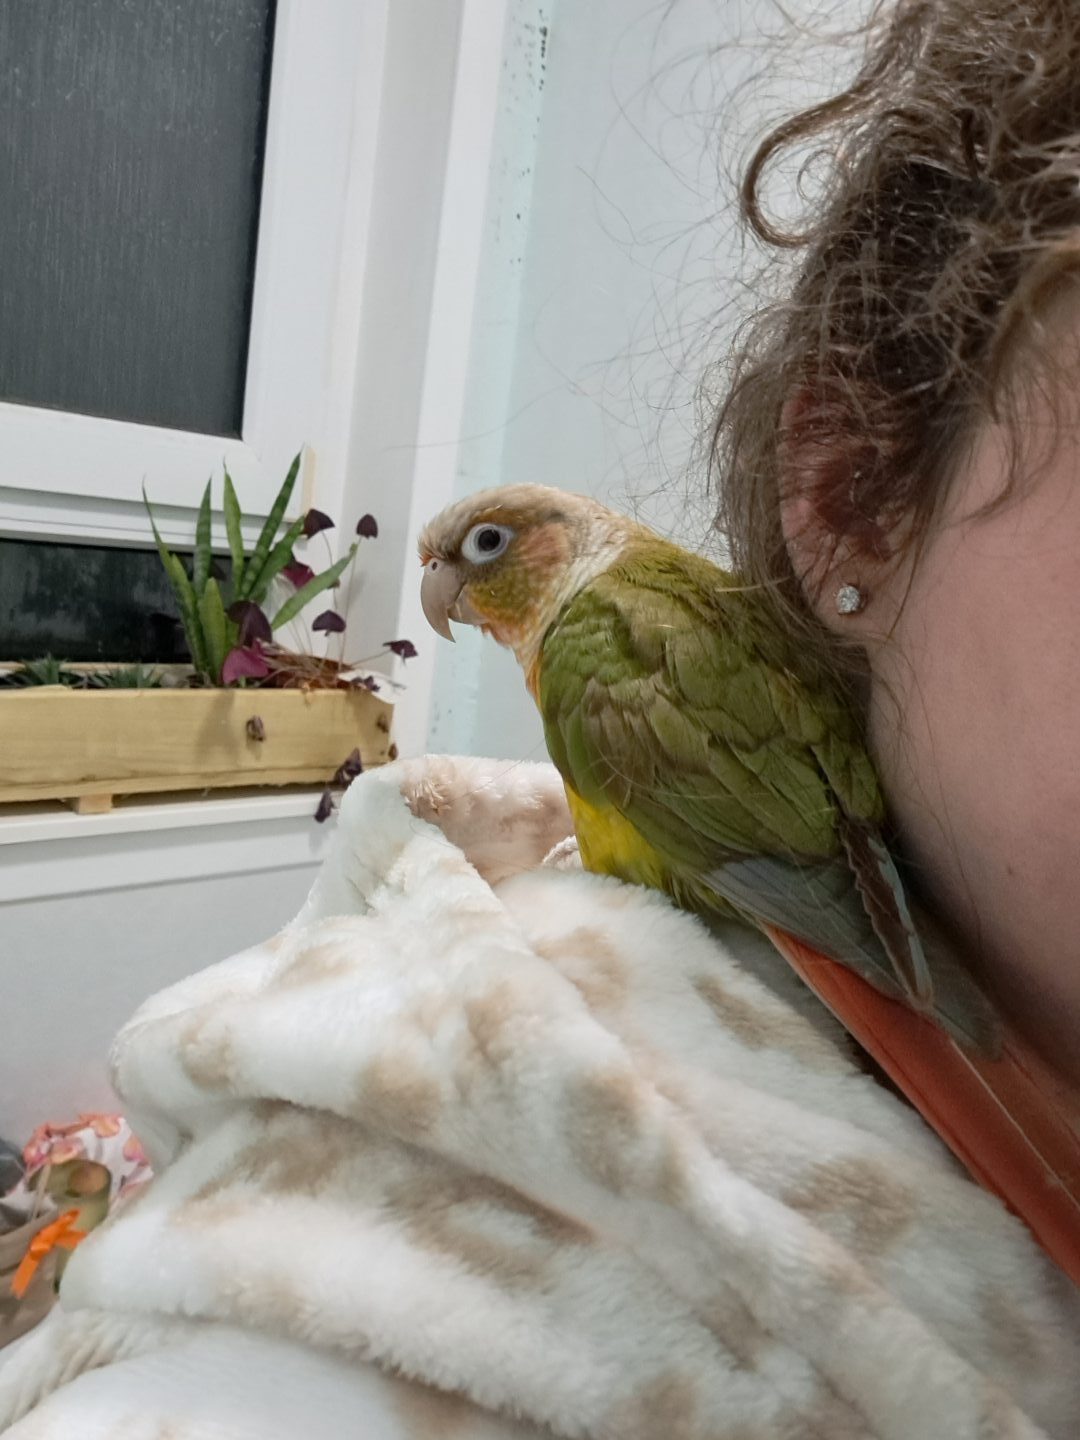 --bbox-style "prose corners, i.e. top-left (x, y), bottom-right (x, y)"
top-left (712, 0), bottom-right (1080, 685)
